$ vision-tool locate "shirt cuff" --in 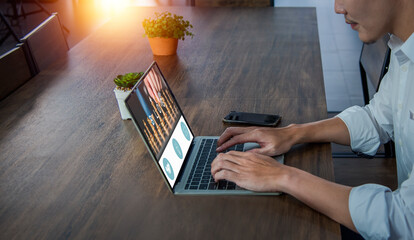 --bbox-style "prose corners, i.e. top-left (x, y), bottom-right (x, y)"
top-left (349, 184), bottom-right (393, 239)
top-left (337, 106), bottom-right (380, 156)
